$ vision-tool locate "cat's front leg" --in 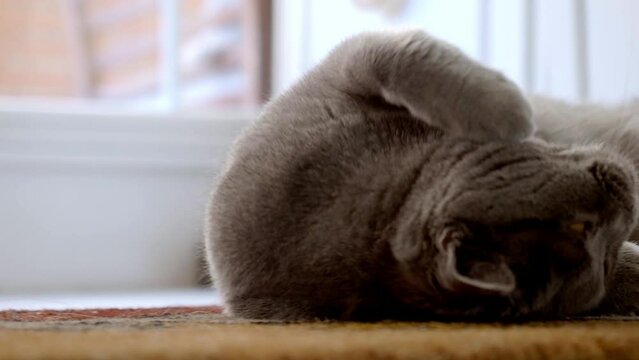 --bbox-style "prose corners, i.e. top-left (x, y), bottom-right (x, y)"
top-left (594, 241), bottom-right (639, 316)
top-left (323, 30), bottom-right (534, 141)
